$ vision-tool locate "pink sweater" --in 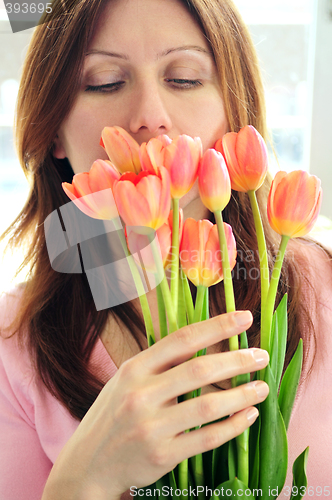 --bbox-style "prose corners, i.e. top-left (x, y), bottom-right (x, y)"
top-left (1, 259), bottom-right (332, 498)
